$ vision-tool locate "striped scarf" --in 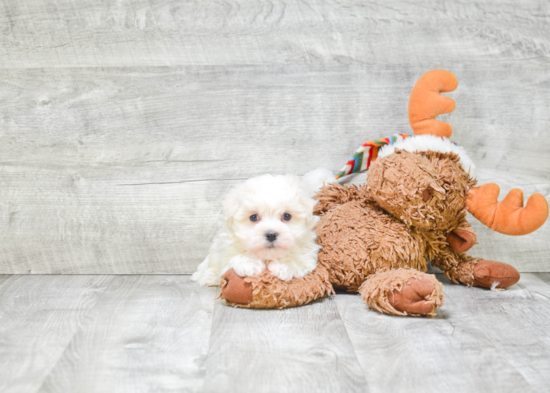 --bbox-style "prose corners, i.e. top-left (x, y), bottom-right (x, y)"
top-left (335, 134), bottom-right (410, 179)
